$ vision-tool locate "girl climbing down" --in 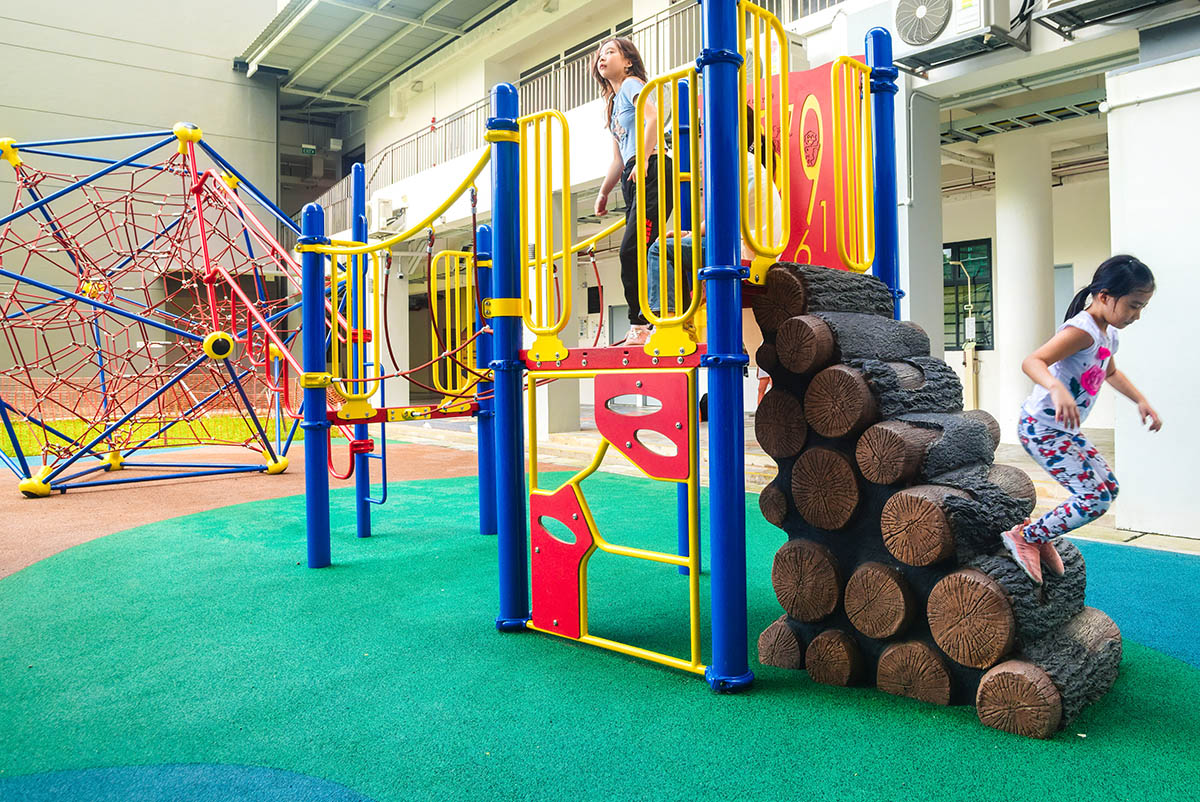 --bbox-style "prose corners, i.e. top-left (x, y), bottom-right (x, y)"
top-left (591, 37), bottom-right (672, 346)
top-left (1002, 255), bottom-right (1161, 584)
